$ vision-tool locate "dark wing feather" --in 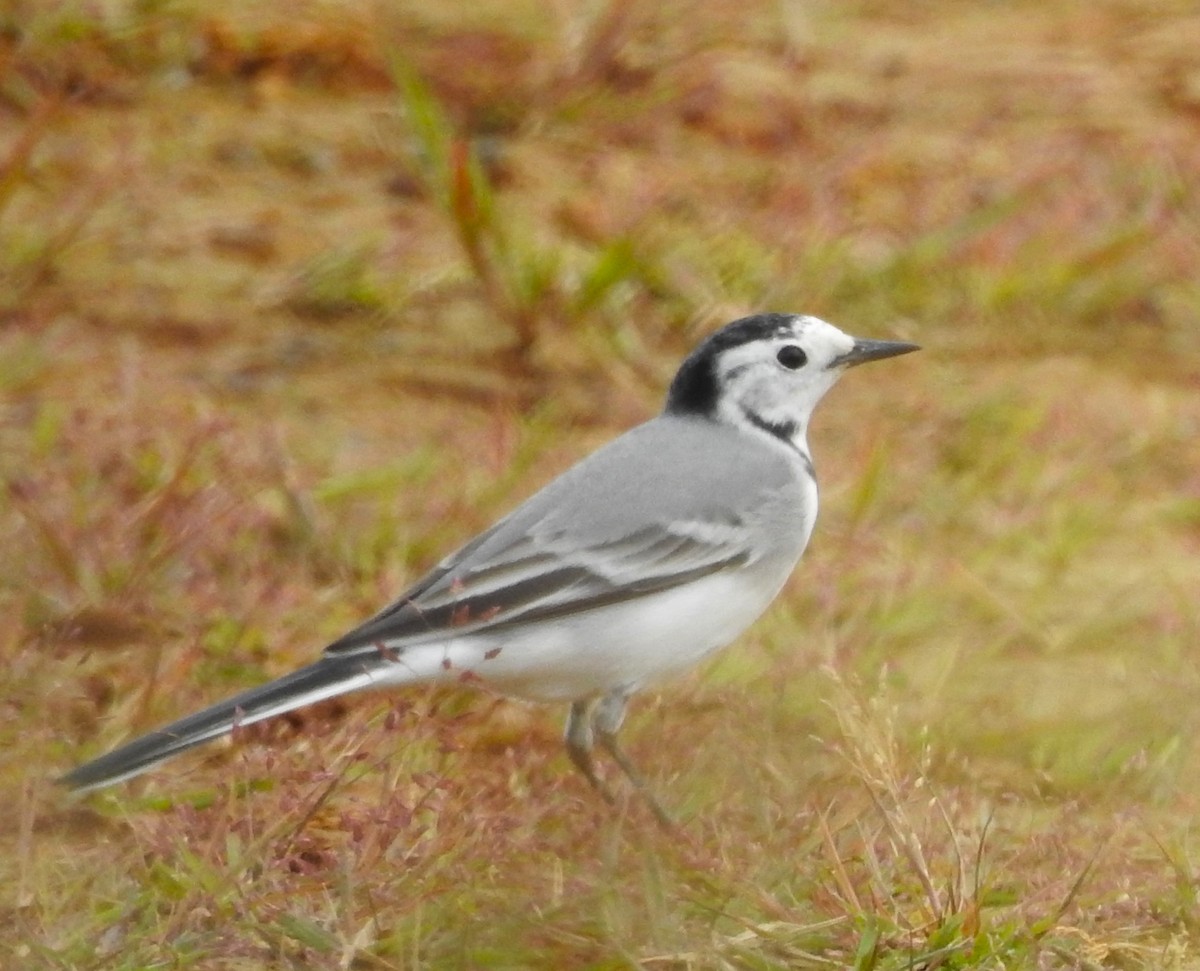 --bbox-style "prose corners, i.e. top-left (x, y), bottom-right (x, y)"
top-left (322, 521), bottom-right (752, 658)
